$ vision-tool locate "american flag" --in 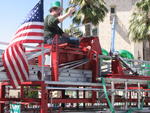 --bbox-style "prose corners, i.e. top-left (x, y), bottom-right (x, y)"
top-left (2, 0), bottom-right (44, 88)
